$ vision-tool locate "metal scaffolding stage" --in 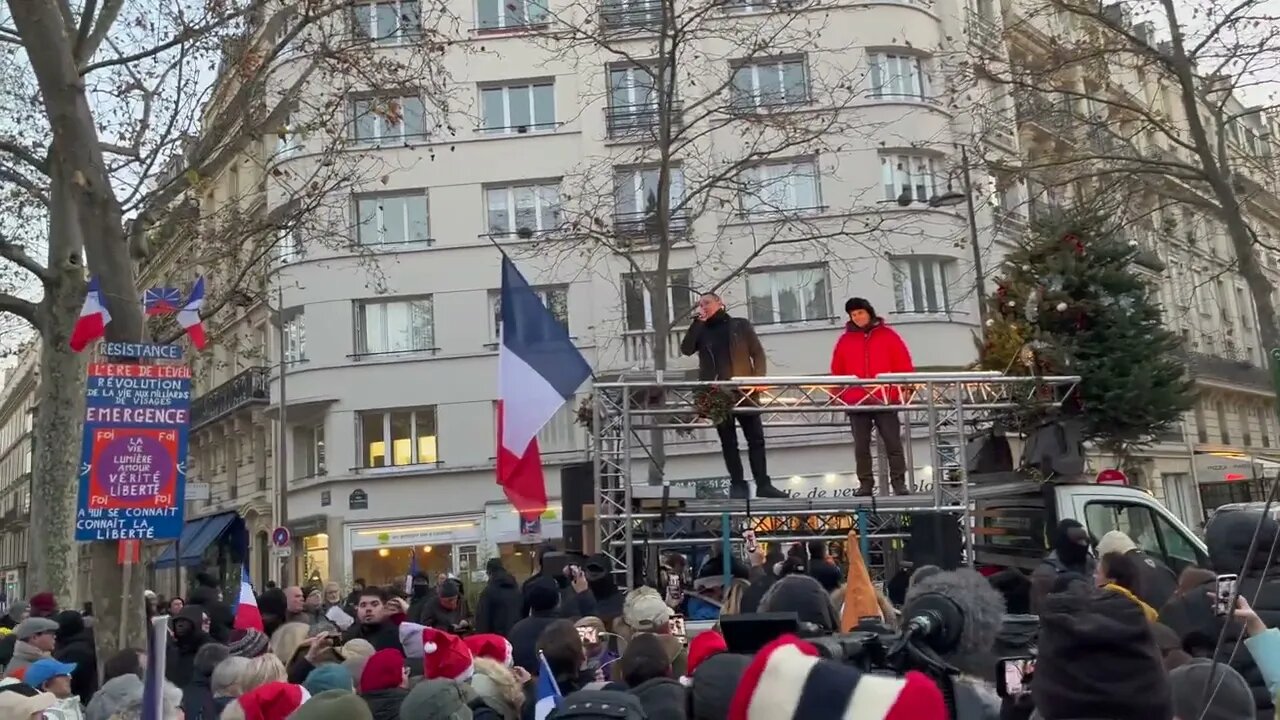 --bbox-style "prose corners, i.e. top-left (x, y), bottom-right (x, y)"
top-left (591, 371), bottom-right (1081, 586)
